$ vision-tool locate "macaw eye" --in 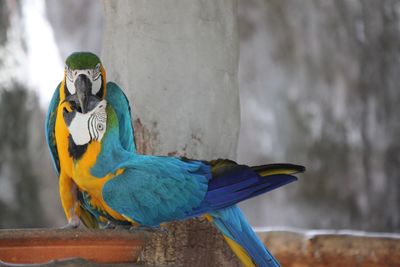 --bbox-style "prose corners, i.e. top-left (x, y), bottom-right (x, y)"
top-left (97, 123), bottom-right (104, 131)
top-left (93, 63), bottom-right (101, 81)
